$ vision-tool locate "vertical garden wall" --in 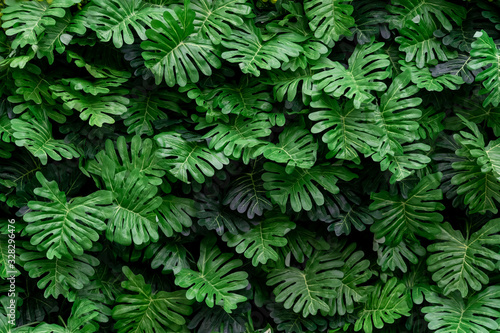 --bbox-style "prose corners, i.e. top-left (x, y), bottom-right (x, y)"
top-left (1, 0), bottom-right (500, 332)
